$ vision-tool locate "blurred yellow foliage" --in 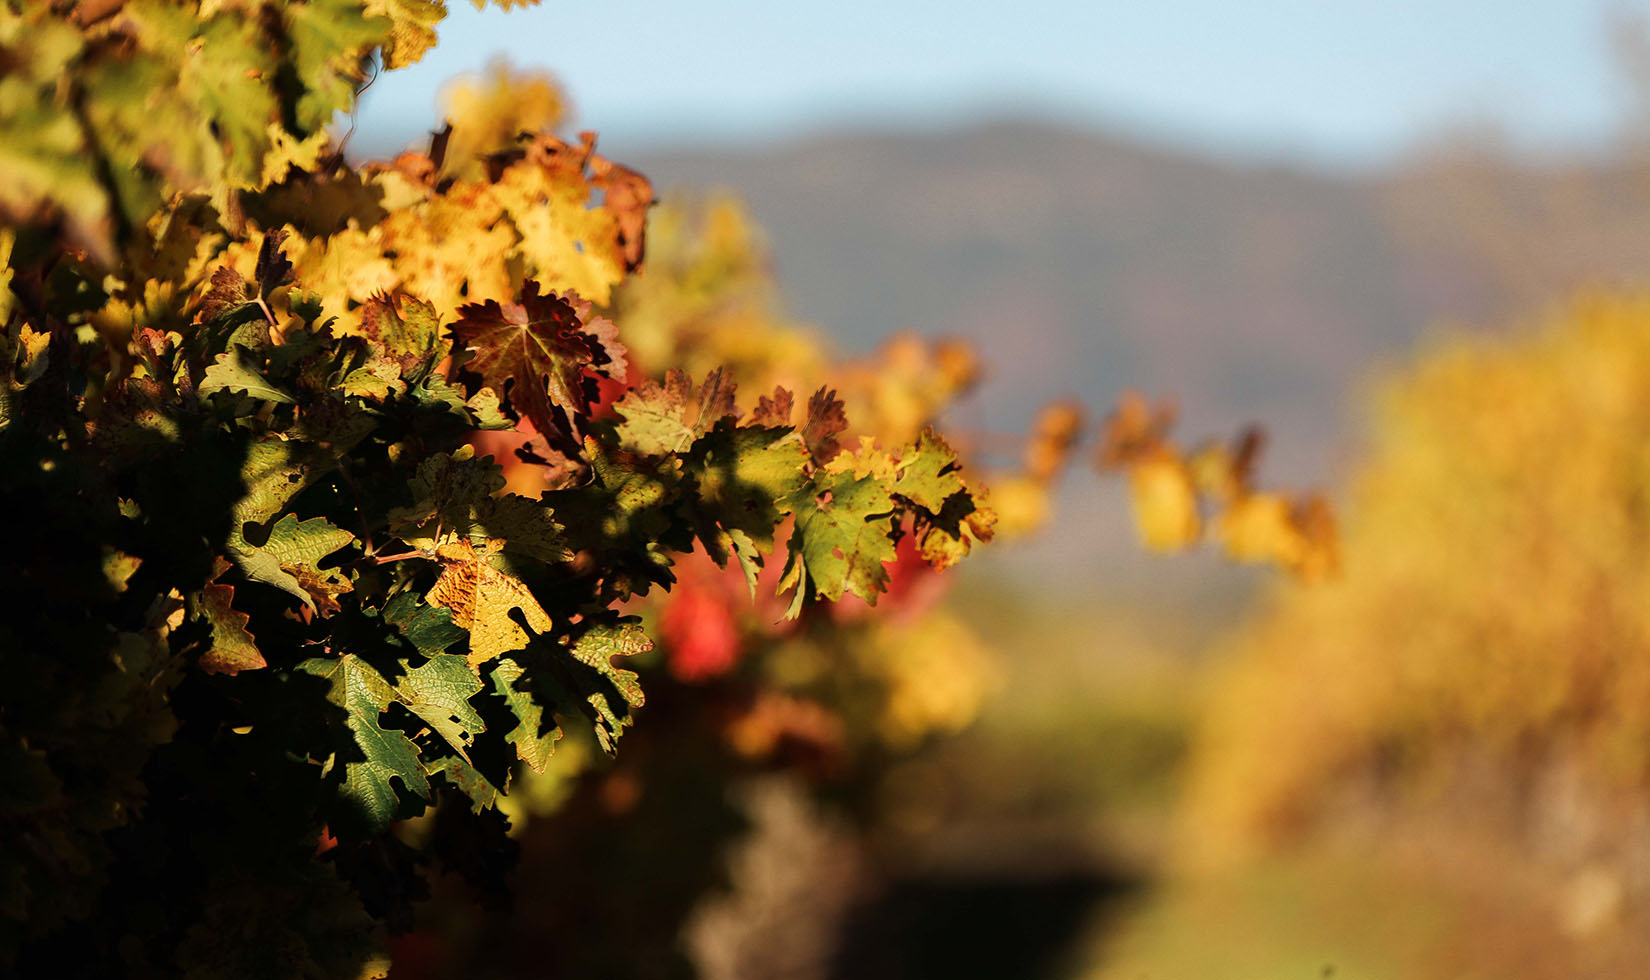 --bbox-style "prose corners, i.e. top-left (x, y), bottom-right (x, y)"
top-left (438, 59), bottom-right (568, 176)
top-left (1099, 391), bottom-right (1336, 577)
top-left (853, 609), bottom-right (997, 749)
top-left (1180, 293), bottom-right (1650, 867)
top-left (1129, 454), bottom-right (1203, 551)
